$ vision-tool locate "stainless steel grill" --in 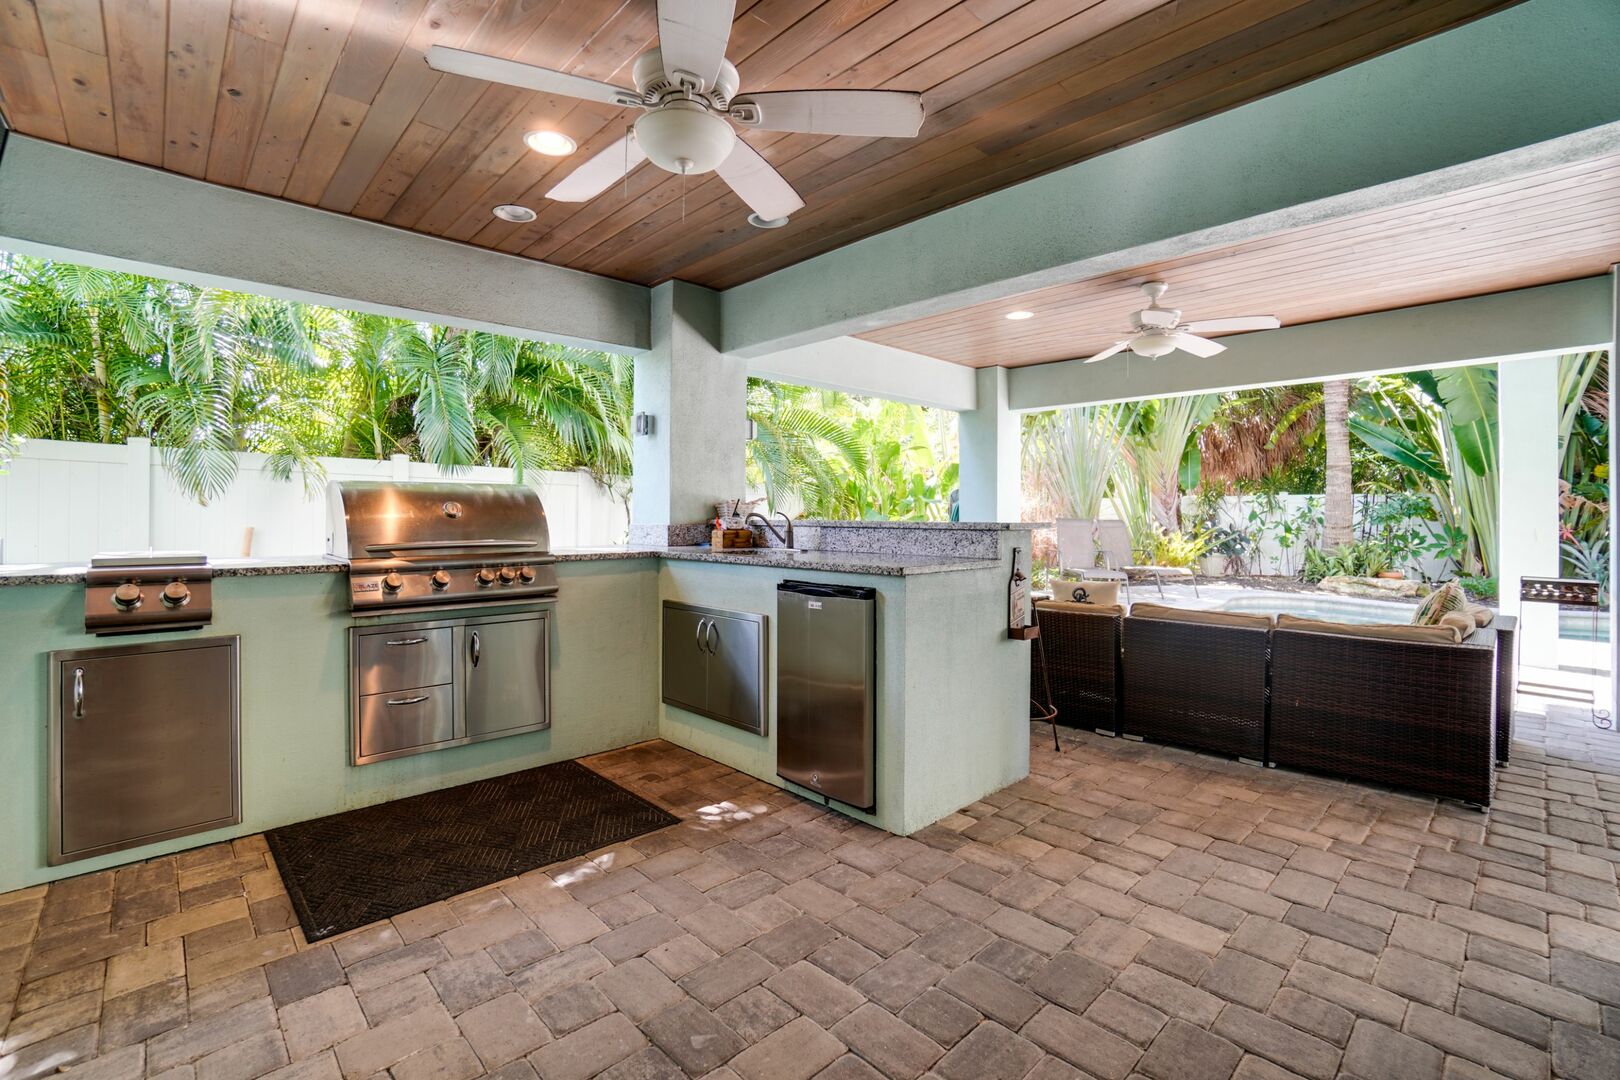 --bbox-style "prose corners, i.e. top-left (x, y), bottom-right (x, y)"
top-left (327, 481), bottom-right (559, 614)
